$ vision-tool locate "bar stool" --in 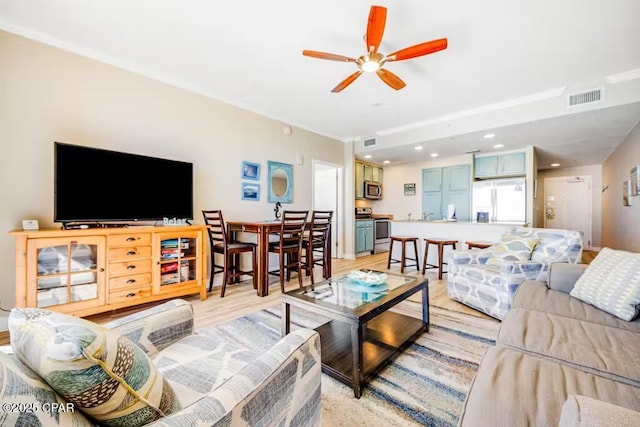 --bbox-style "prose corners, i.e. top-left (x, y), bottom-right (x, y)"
top-left (387, 236), bottom-right (420, 273)
top-left (422, 238), bottom-right (458, 280)
top-left (466, 241), bottom-right (494, 250)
